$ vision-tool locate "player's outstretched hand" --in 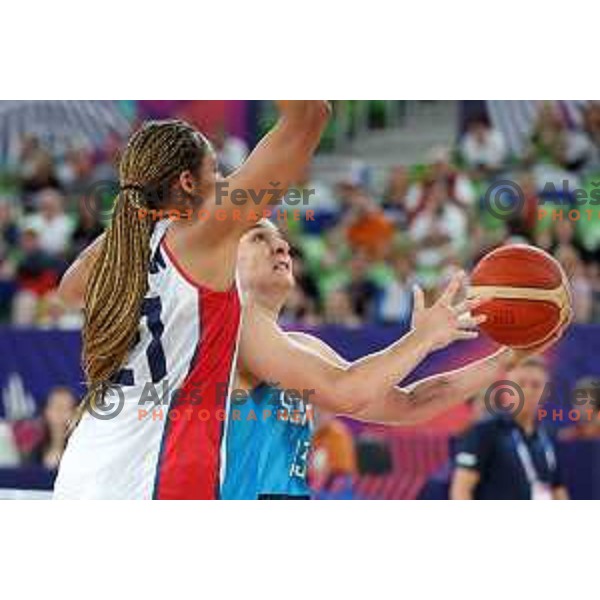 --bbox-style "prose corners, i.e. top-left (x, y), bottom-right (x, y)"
top-left (411, 270), bottom-right (487, 352)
